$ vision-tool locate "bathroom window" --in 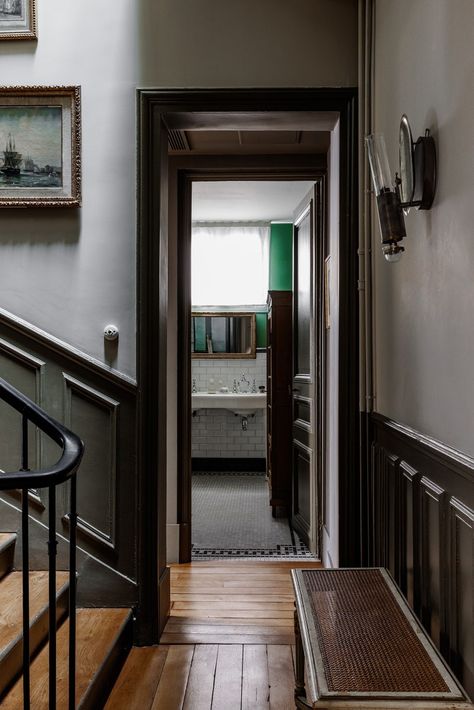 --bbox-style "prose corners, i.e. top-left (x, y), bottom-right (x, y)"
top-left (192, 224), bottom-right (270, 306)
